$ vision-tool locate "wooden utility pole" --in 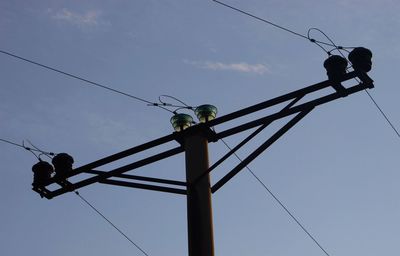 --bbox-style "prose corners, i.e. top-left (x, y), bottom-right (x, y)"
top-left (184, 130), bottom-right (215, 256)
